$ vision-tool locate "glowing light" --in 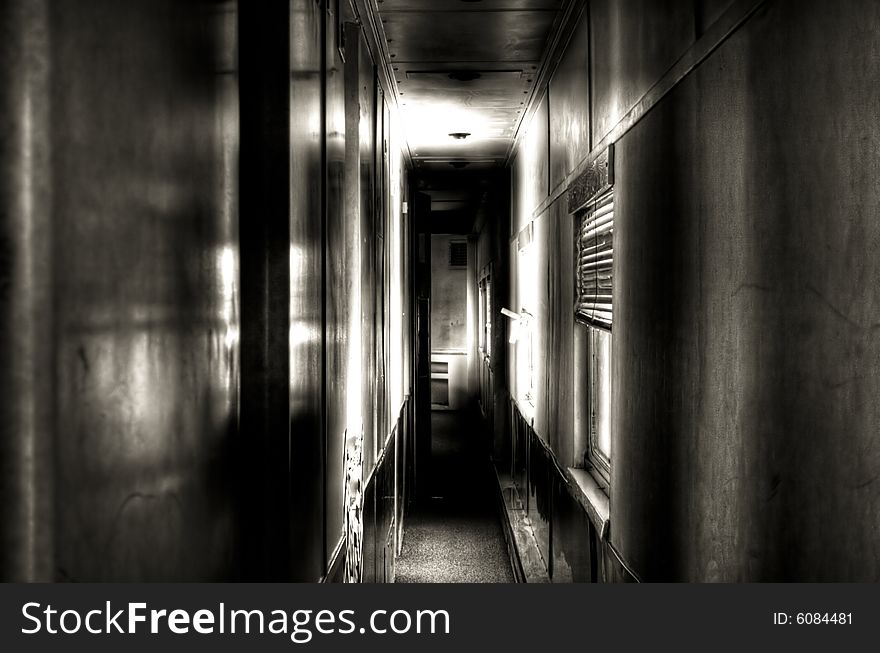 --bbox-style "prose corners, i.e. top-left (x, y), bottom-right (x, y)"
top-left (401, 102), bottom-right (490, 150)
top-left (219, 248), bottom-right (235, 303)
top-left (289, 321), bottom-right (315, 347)
top-left (225, 325), bottom-right (240, 349)
top-left (216, 246), bottom-right (238, 349)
